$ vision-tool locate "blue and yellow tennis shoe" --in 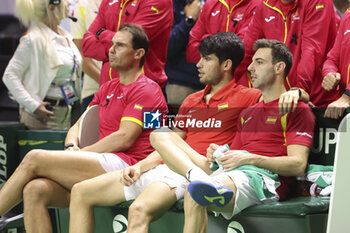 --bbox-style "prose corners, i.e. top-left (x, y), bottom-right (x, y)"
top-left (188, 180), bottom-right (234, 207)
